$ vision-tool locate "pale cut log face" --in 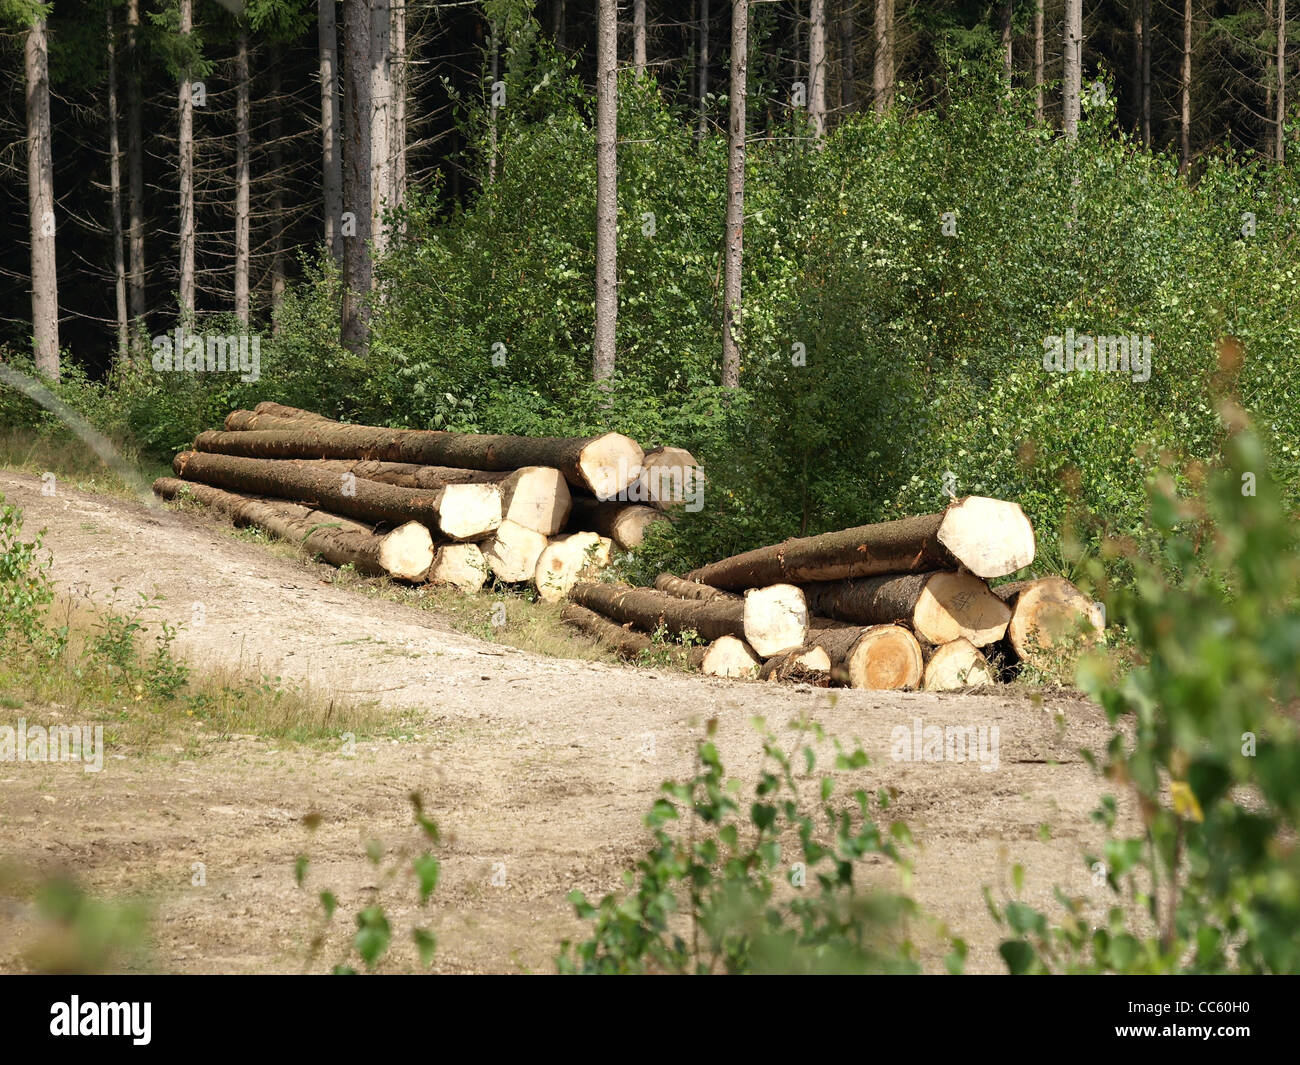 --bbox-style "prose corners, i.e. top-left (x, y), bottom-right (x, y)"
top-left (848, 625), bottom-right (923, 689)
top-left (438, 482), bottom-right (503, 541)
top-left (701, 635), bottom-right (761, 677)
top-left (1011, 576), bottom-right (1105, 652)
top-left (913, 571), bottom-right (1012, 646)
top-left (922, 638), bottom-right (995, 691)
top-left (375, 521), bottom-right (434, 582)
top-left (429, 542), bottom-right (488, 593)
top-left (533, 532), bottom-right (612, 603)
top-left (503, 467), bottom-right (572, 536)
top-left (483, 520), bottom-right (549, 582)
top-left (578, 433), bottom-right (645, 501)
top-left (936, 496), bottom-right (1037, 578)
top-left (742, 584), bottom-right (809, 657)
